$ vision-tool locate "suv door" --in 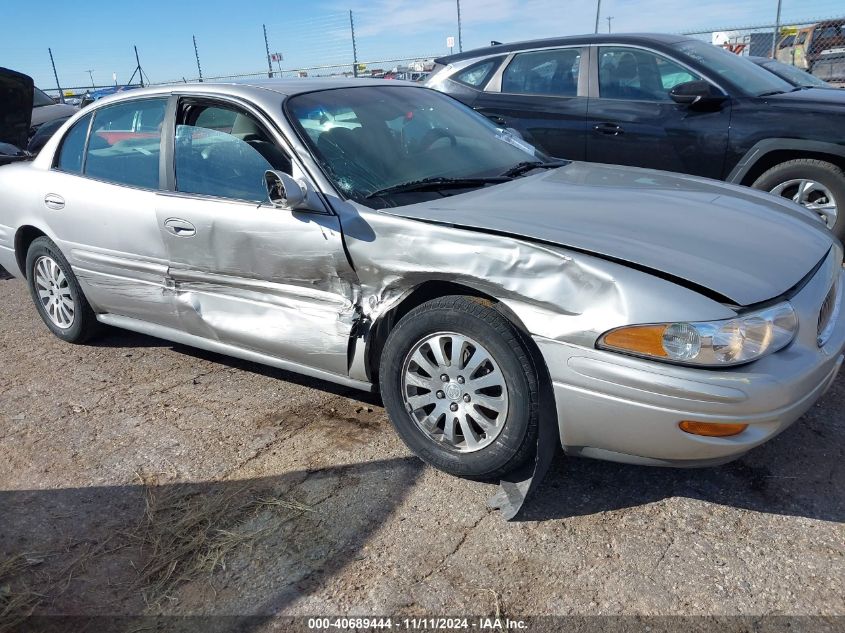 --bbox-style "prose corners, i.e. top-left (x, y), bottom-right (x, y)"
top-left (155, 97), bottom-right (357, 376)
top-left (44, 97), bottom-right (180, 328)
top-left (586, 45), bottom-right (731, 179)
top-left (472, 47), bottom-right (589, 160)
